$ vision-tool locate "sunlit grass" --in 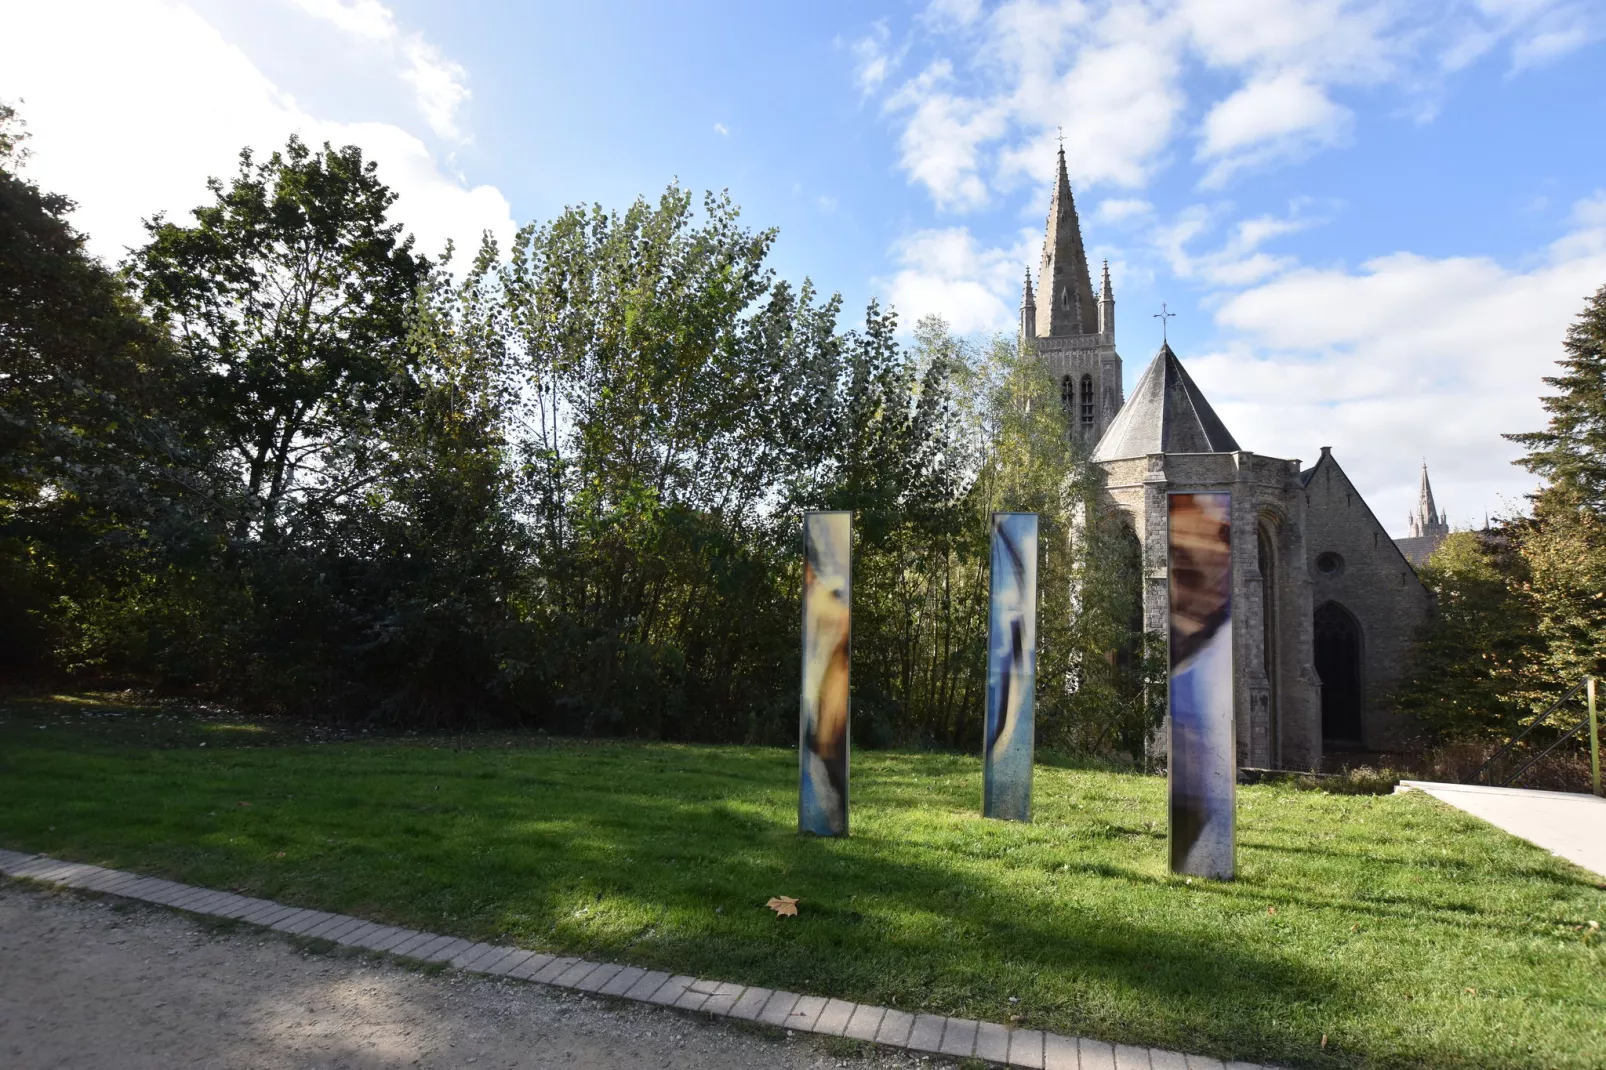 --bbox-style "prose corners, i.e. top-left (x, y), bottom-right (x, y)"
top-left (1, 694), bottom-right (1602, 1070)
